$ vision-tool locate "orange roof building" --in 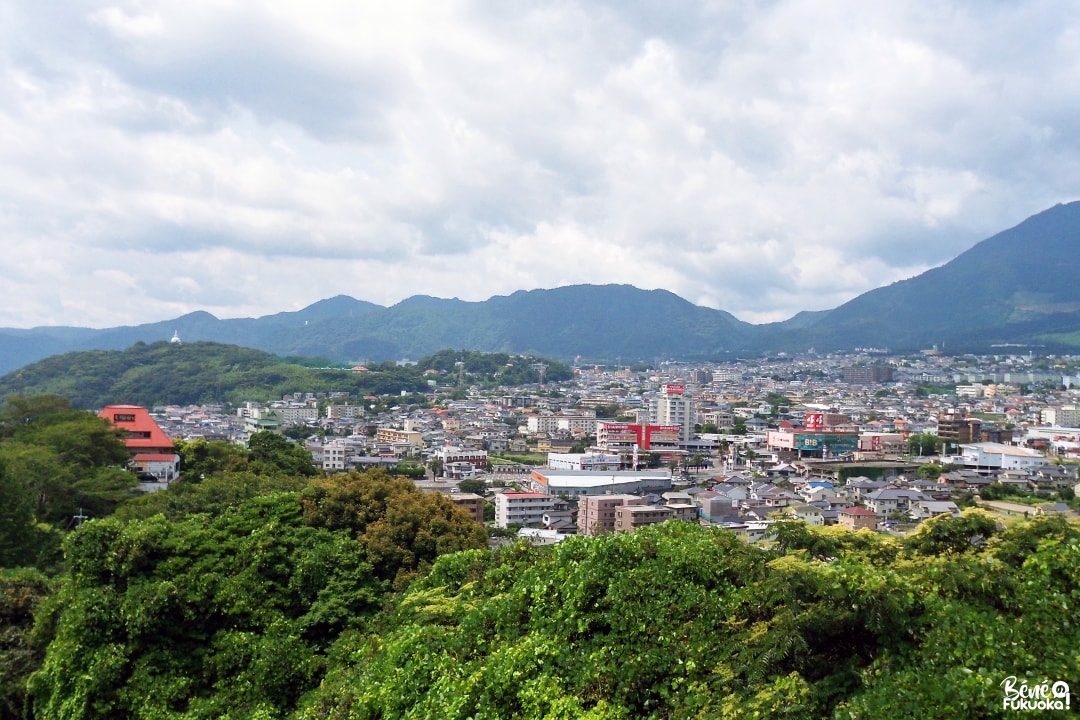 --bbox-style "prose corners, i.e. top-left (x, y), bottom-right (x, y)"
top-left (98, 405), bottom-right (175, 456)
